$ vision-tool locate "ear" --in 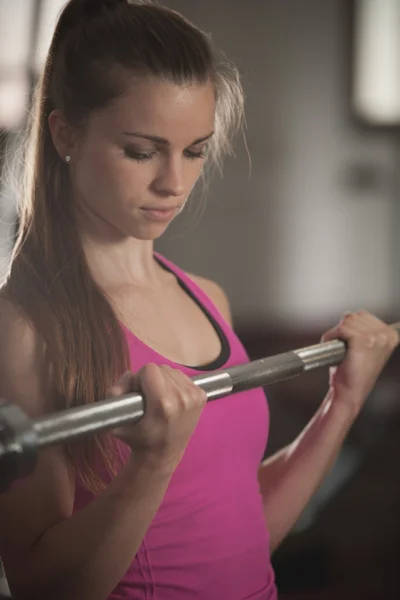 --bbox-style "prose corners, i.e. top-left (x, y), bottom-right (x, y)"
top-left (48, 109), bottom-right (76, 161)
